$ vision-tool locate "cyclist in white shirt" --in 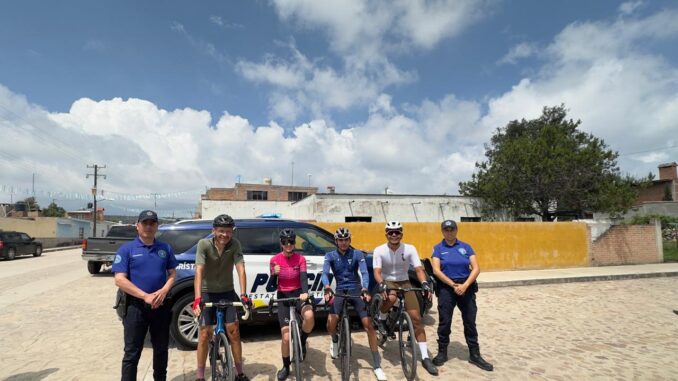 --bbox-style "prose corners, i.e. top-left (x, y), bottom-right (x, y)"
top-left (372, 221), bottom-right (438, 376)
